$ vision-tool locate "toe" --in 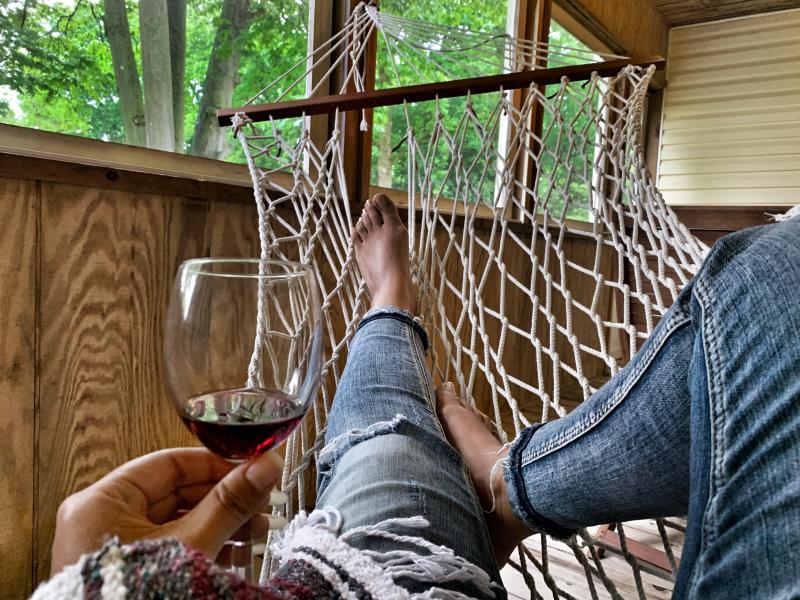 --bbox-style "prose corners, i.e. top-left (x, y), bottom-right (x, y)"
top-left (356, 219), bottom-right (369, 240)
top-left (373, 193), bottom-right (401, 225)
top-left (351, 227), bottom-right (363, 246)
top-left (359, 210), bottom-right (373, 232)
top-left (364, 200), bottom-right (382, 228)
top-left (435, 382), bottom-right (461, 412)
